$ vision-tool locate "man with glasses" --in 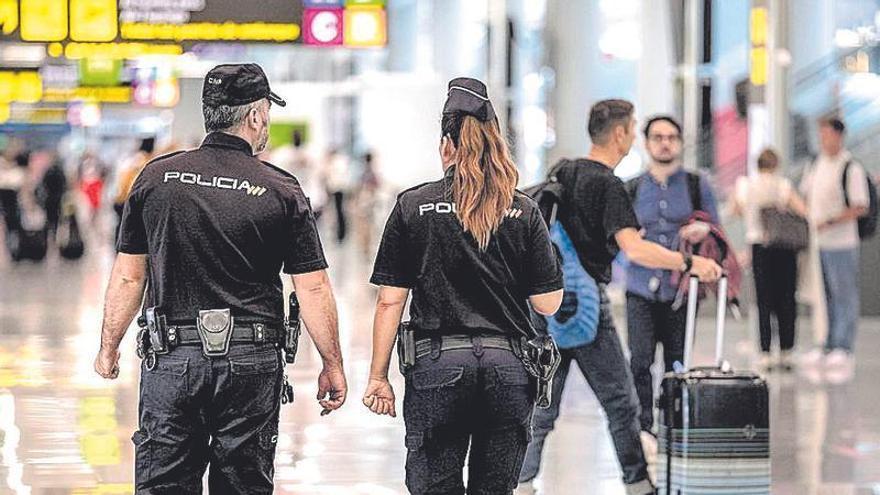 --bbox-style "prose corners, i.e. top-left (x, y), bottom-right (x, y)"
top-left (623, 115), bottom-right (719, 458)
top-left (519, 104), bottom-right (721, 495)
